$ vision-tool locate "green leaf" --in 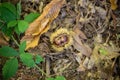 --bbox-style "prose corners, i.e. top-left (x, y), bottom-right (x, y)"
top-left (99, 48), bottom-right (108, 55)
top-left (0, 6), bottom-right (16, 22)
top-left (2, 58), bottom-right (18, 80)
top-left (46, 77), bottom-right (55, 80)
top-left (20, 53), bottom-right (35, 67)
top-left (18, 20), bottom-right (29, 33)
top-left (1, 2), bottom-right (17, 15)
top-left (17, 1), bottom-right (21, 19)
top-left (19, 41), bottom-right (26, 54)
top-left (55, 76), bottom-right (66, 80)
top-left (0, 46), bottom-right (19, 57)
top-left (35, 55), bottom-right (44, 64)
top-left (1, 25), bottom-right (13, 36)
top-left (24, 13), bottom-right (40, 23)
top-left (7, 20), bottom-right (17, 28)
top-left (14, 25), bottom-right (21, 35)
